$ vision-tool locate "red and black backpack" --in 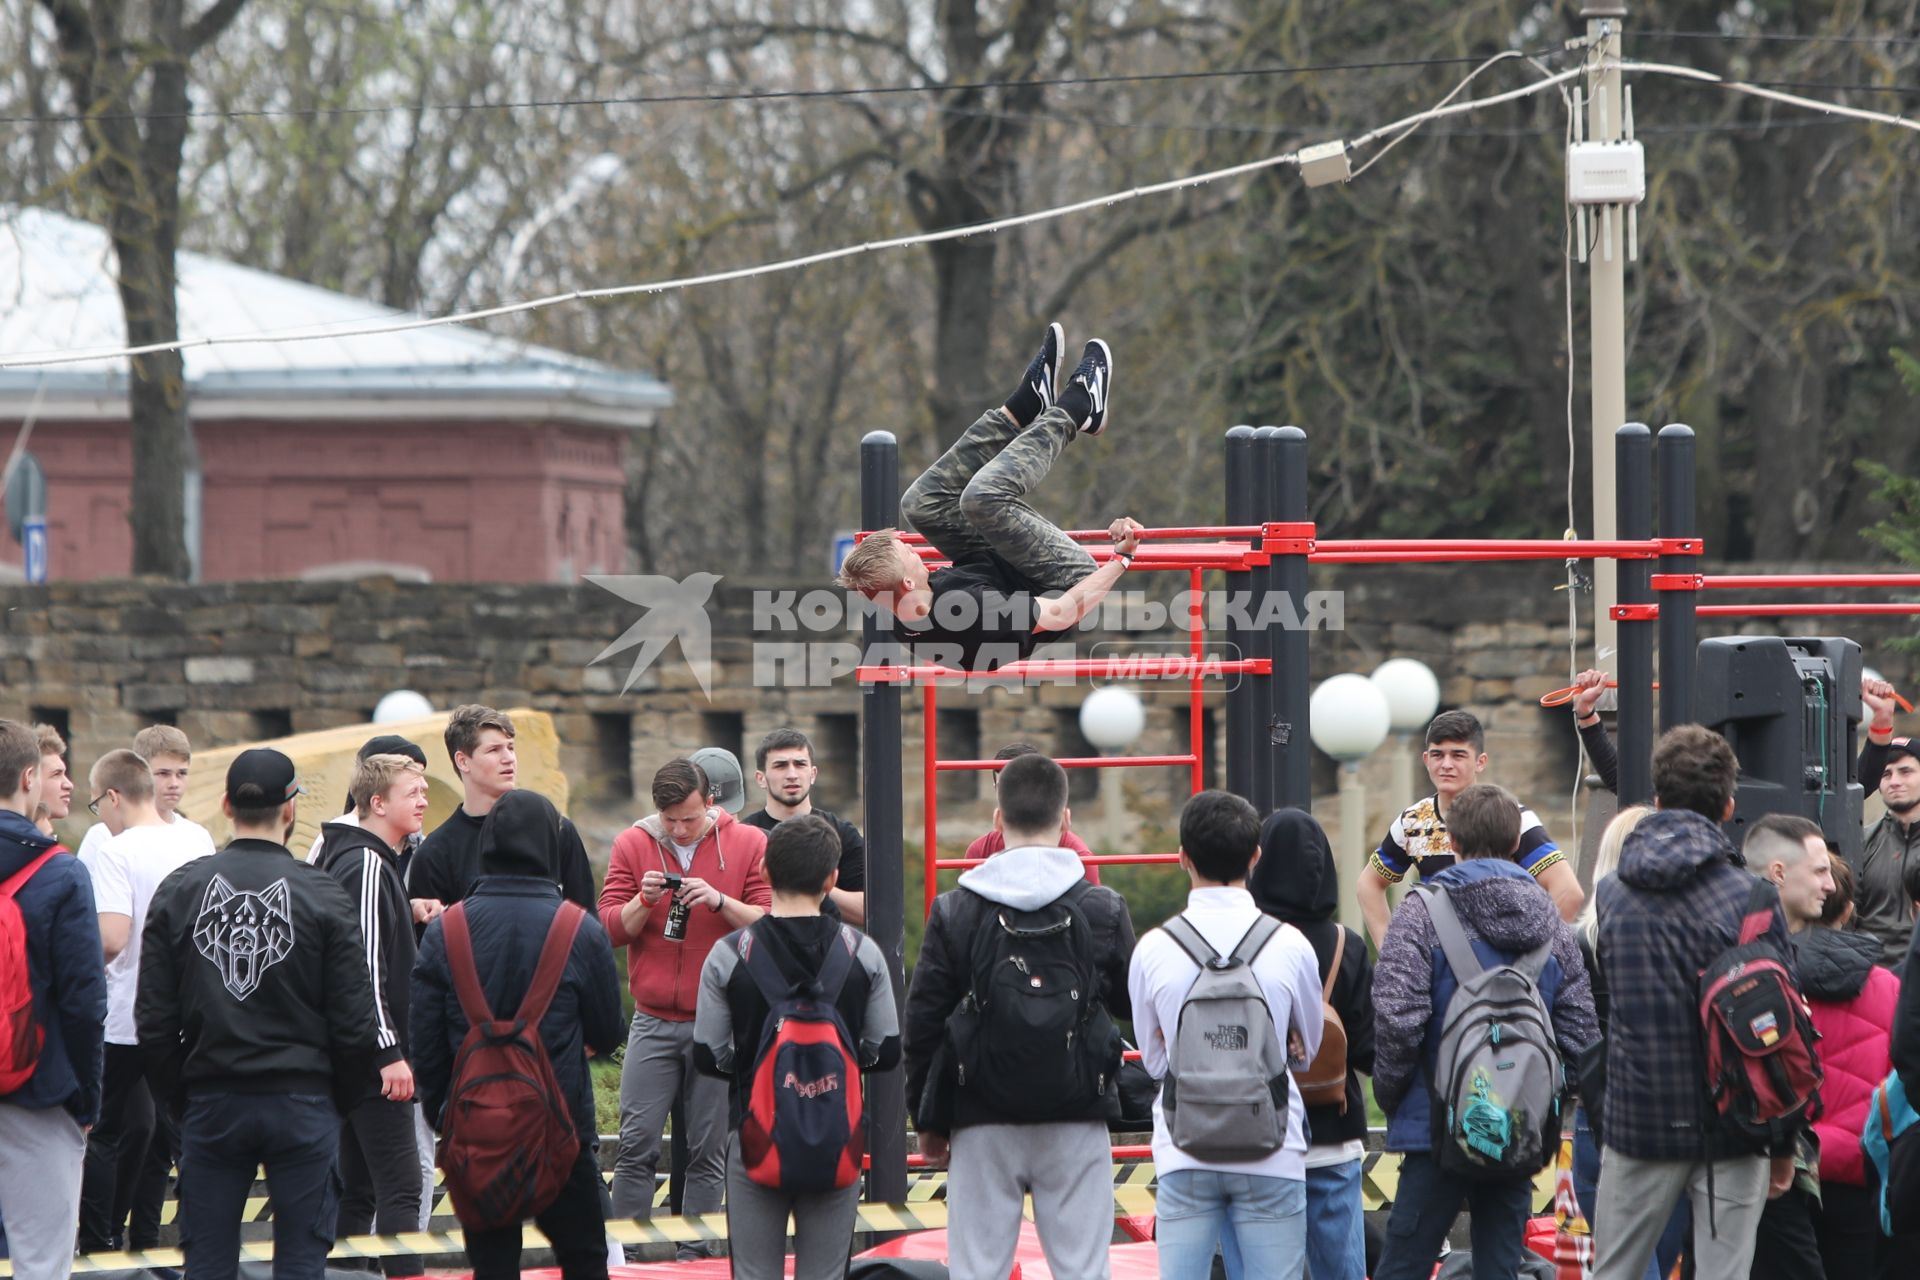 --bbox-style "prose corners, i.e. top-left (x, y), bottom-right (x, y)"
top-left (1699, 878), bottom-right (1823, 1148)
top-left (737, 922), bottom-right (865, 1193)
